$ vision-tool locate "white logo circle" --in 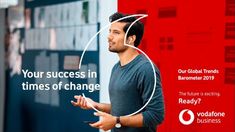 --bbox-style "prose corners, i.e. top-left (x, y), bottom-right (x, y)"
top-left (179, 109), bottom-right (195, 125)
